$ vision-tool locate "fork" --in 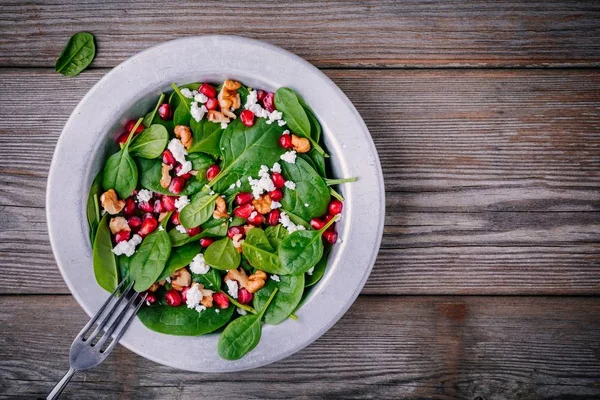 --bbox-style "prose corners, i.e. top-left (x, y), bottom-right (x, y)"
top-left (47, 280), bottom-right (147, 399)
